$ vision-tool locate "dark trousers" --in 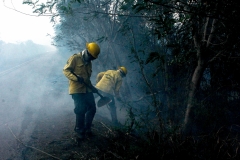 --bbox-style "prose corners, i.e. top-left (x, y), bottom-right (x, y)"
top-left (72, 93), bottom-right (96, 133)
